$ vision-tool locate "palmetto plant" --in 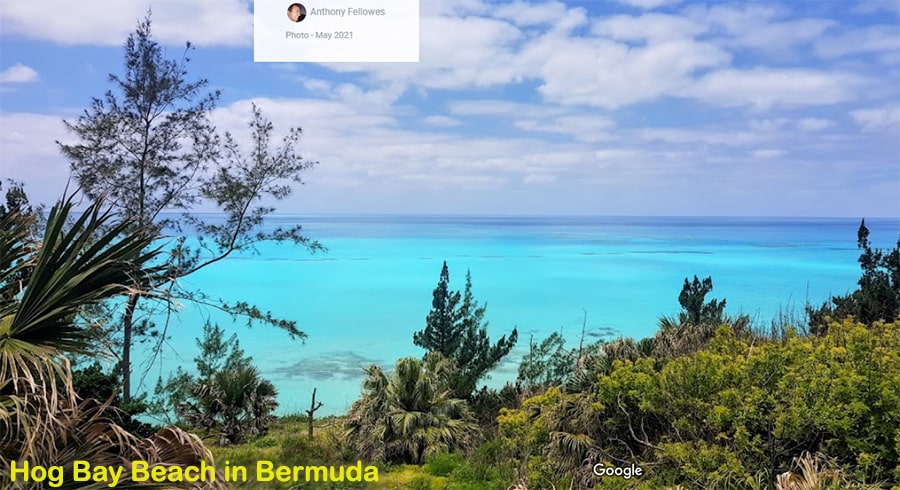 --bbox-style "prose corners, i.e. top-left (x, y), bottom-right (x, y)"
top-left (0, 196), bottom-right (226, 489)
top-left (776, 452), bottom-right (885, 490)
top-left (178, 364), bottom-right (279, 446)
top-left (346, 354), bottom-right (479, 464)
